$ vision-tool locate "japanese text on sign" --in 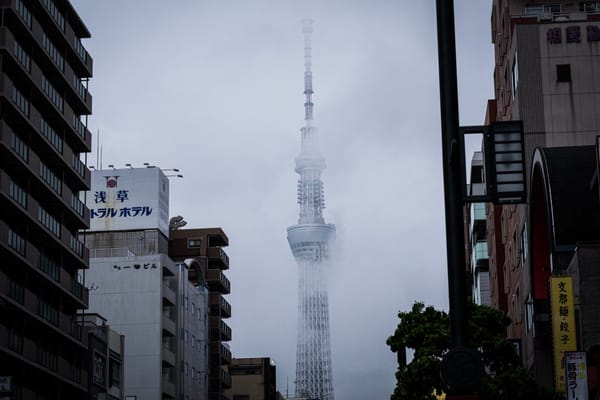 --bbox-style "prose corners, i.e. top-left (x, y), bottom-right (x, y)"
top-left (551, 277), bottom-right (577, 393)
